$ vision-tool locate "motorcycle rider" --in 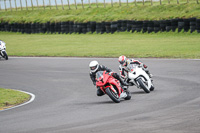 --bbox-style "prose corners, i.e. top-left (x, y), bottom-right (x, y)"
top-left (0, 40), bottom-right (6, 58)
top-left (89, 60), bottom-right (129, 96)
top-left (118, 55), bottom-right (152, 85)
